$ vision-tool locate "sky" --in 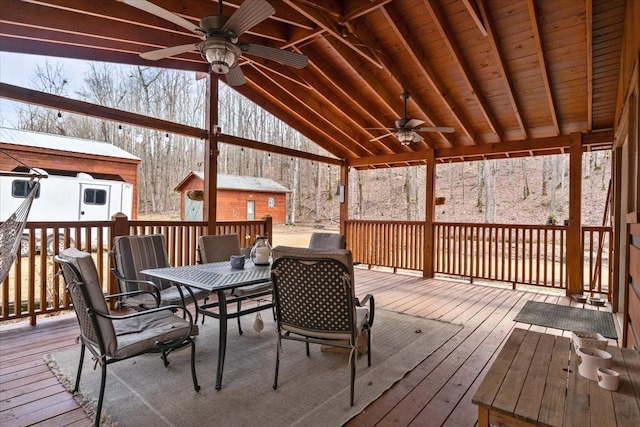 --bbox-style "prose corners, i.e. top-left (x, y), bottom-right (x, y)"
top-left (0, 51), bottom-right (91, 127)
